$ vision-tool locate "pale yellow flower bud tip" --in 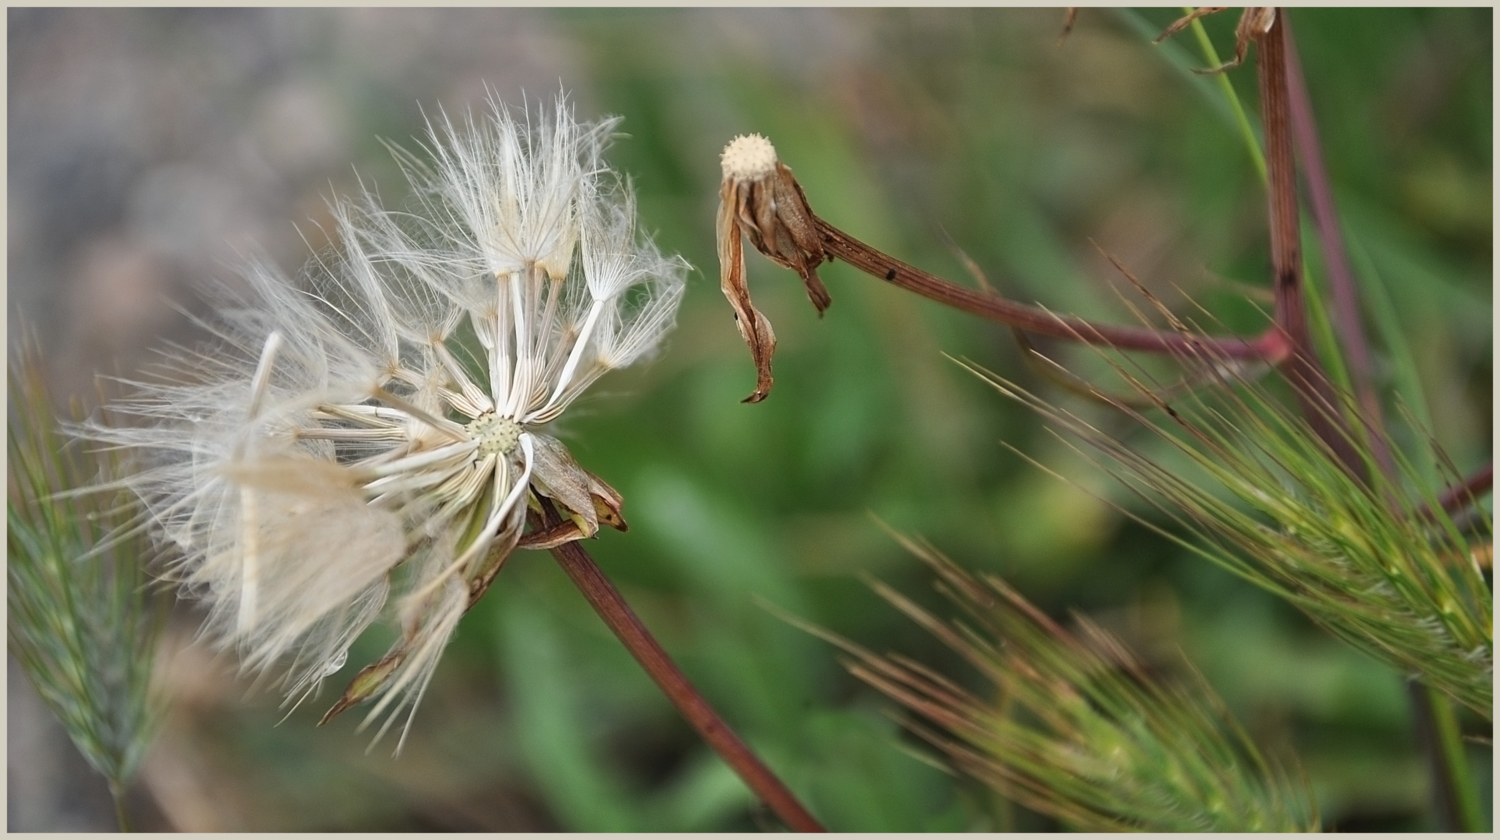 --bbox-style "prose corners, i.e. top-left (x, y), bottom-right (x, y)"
top-left (721, 134), bottom-right (778, 180)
